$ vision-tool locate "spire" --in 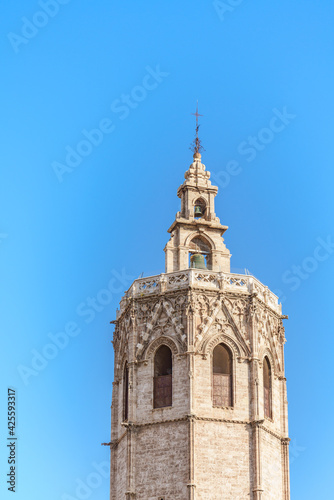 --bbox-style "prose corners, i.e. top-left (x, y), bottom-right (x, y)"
top-left (190, 101), bottom-right (204, 156)
top-left (164, 115), bottom-right (231, 274)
